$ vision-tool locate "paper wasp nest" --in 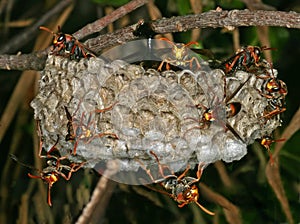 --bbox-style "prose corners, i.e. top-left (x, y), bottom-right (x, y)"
top-left (31, 40), bottom-right (284, 185)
